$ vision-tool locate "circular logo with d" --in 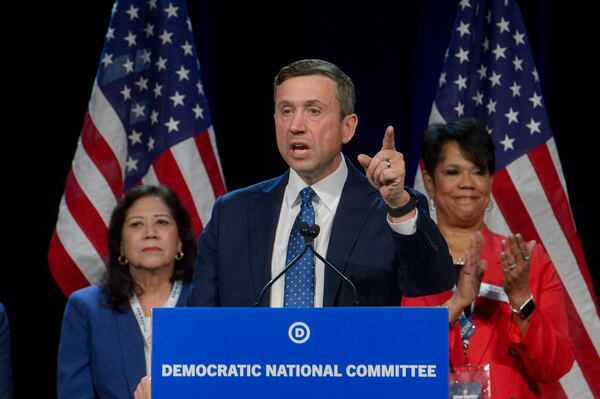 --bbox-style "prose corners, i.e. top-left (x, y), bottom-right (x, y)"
top-left (288, 321), bottom-right (310, 344)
